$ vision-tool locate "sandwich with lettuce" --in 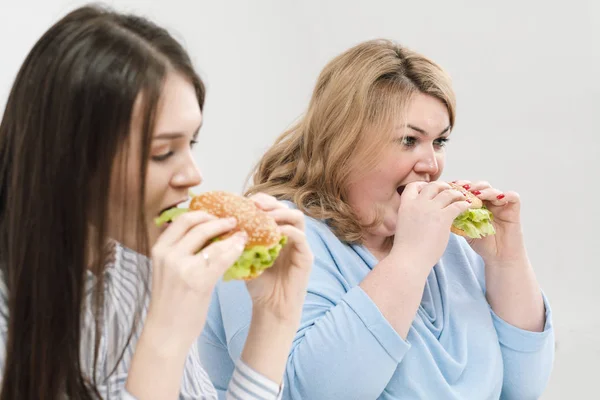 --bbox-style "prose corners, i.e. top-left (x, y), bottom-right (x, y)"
top-left (155, 191), bottom-right (287, 281)
top-left (448, 182), bottom-right (496, 239)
